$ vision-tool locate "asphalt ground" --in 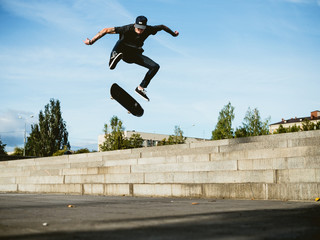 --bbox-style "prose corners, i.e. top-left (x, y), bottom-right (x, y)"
top-left (0, 193), bottom-right (320, 240)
